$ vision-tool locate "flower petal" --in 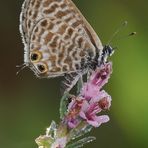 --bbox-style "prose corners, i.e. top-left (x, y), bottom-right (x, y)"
top-left (81, 100), bottom-right (90, 112)
top-left (81, 83), bottom-right (100, 100)
top-left (87, 120), bottom-right (101, 127)
top-left (68, 119), bottom-right (78, 128)
top-left (95, 115), bottom-right (110, 124)
top-left (79, 111), bottom-right (87, 119)
top-left (90, 62), bottom-right (112, 88)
